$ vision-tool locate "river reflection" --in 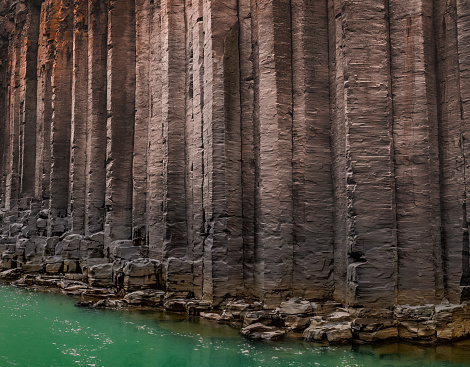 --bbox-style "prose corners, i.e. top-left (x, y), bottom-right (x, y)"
top-left (1, 284), bottom-right (469, 367)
